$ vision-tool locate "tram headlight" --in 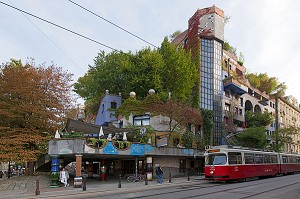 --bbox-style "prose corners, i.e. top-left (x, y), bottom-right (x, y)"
top-left (210, 171), bottom-right (214, 174)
